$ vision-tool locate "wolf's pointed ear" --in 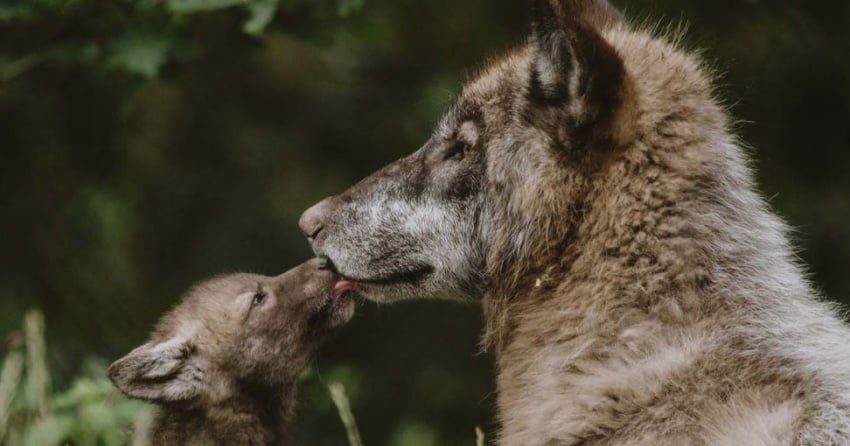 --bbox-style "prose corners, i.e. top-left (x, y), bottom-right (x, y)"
top-left (529, 0), bottom-right (631, 148)
top-left (108, 338), bottom-right (205, 402)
